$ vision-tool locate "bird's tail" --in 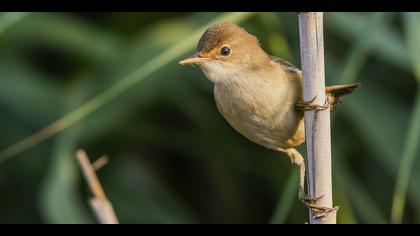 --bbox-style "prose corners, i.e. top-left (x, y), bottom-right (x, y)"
top-left (326, 83), bottom-right (361, 110)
